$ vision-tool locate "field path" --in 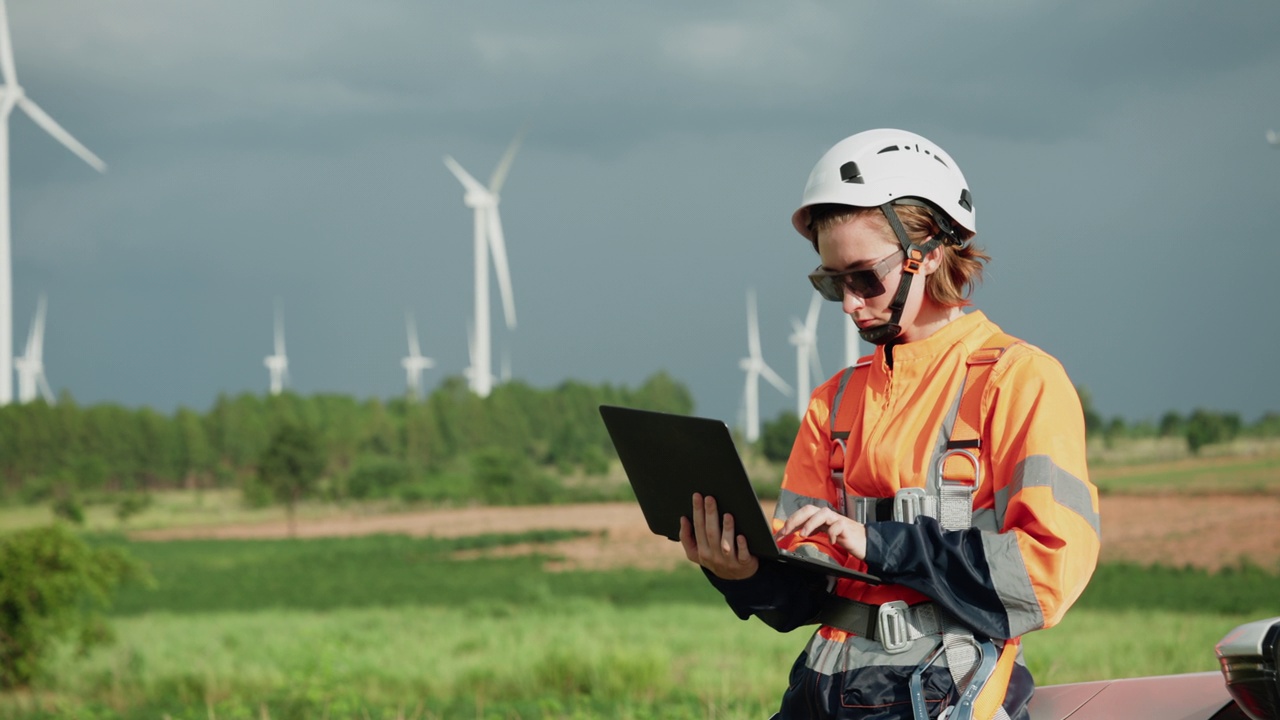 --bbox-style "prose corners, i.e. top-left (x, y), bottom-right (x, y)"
top-left (131, 494), bottom-right (1280, 572)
